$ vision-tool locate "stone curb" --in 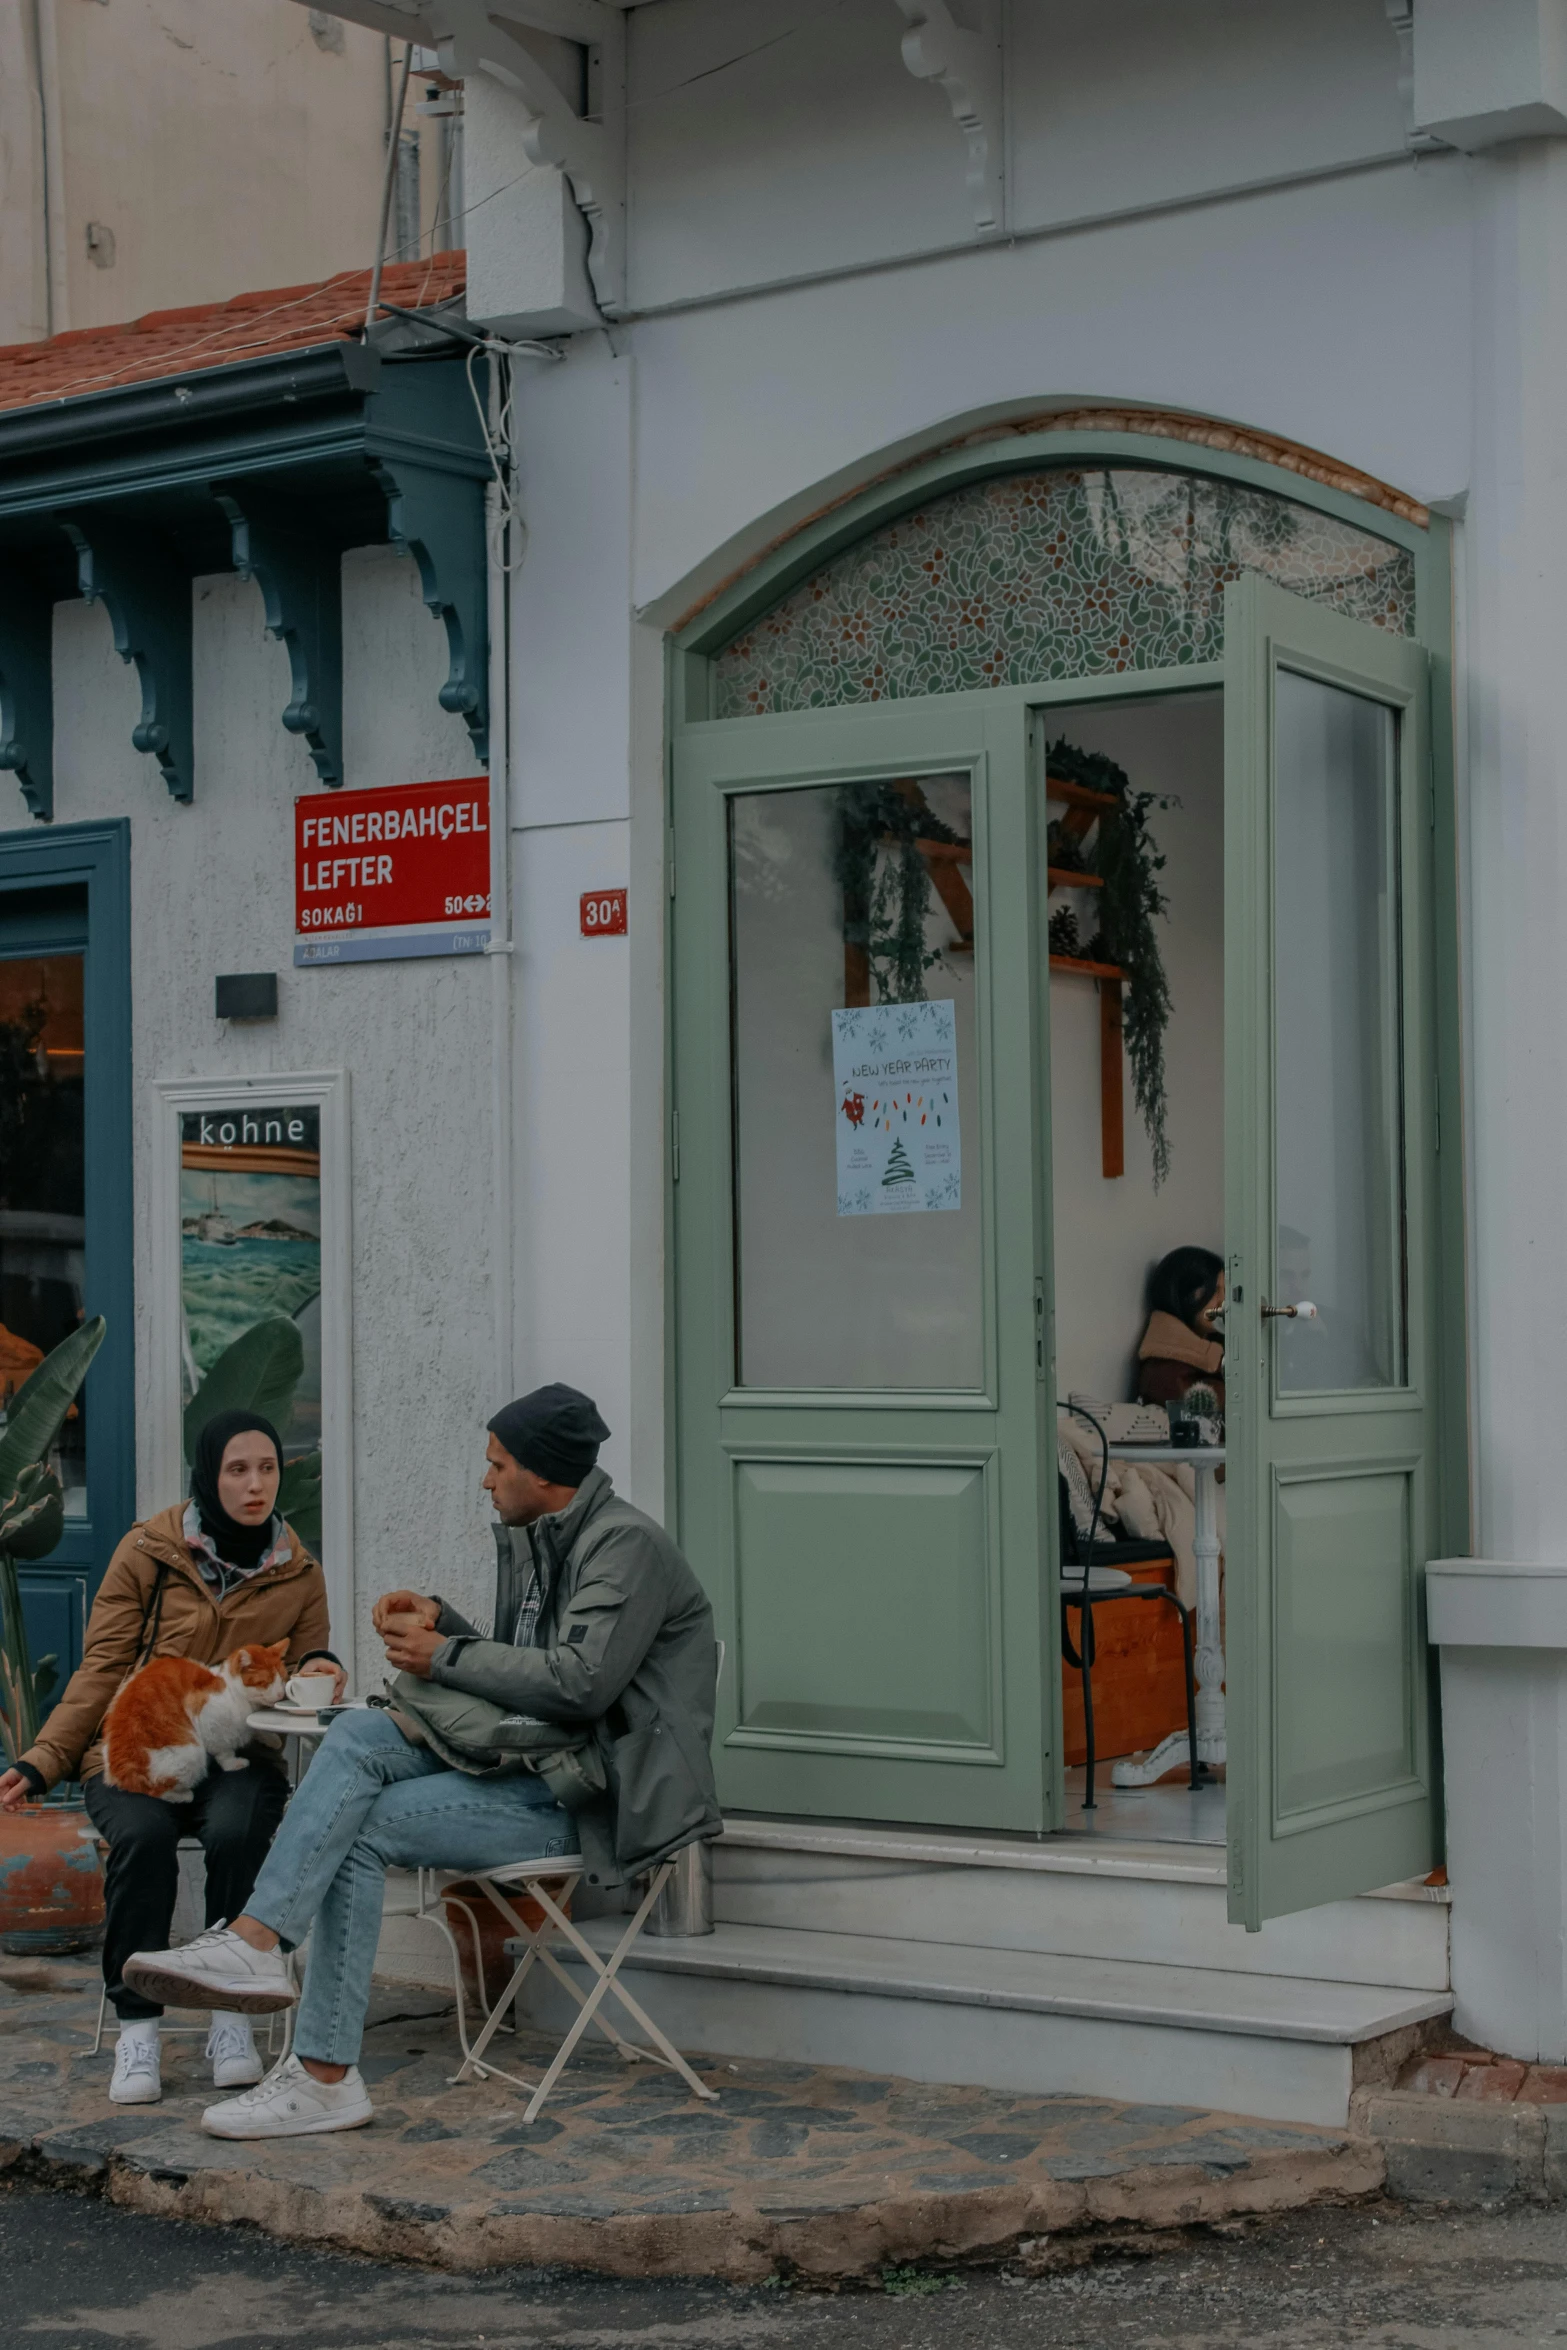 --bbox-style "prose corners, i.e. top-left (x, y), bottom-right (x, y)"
top-left (1350, 2088), bottom-right (1567, 2209)
top-left (0, 2113), bottom-right (1386, 2281)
